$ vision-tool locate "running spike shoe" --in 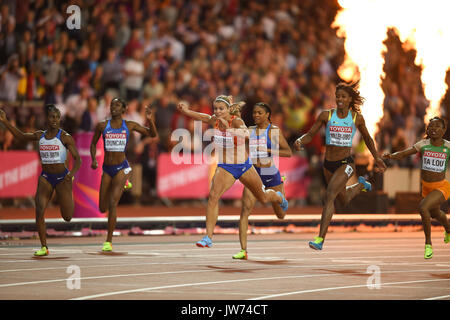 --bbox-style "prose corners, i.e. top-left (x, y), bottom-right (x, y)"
top-left (102, 241), bottom-right (113, 252)
top-left (232, 249), bottom-right (248, 260)
top-left (309, 236), bottom-right (324, 250)
top-left (196, 235), bottom-right (213, 248)
top-left (424, 244), bottom-right (433, 259)
top-left (358, 176), bottom-right (372, 192)
top-left (34, 246), bottom-right (49, 256)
